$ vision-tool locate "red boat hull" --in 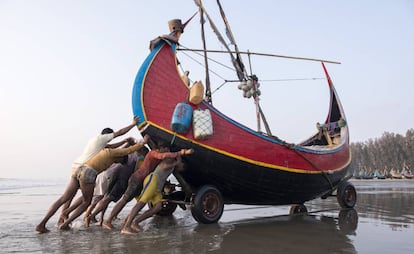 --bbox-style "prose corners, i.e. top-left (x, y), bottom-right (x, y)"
top-left (132, 40), bottom-right (351, 205)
